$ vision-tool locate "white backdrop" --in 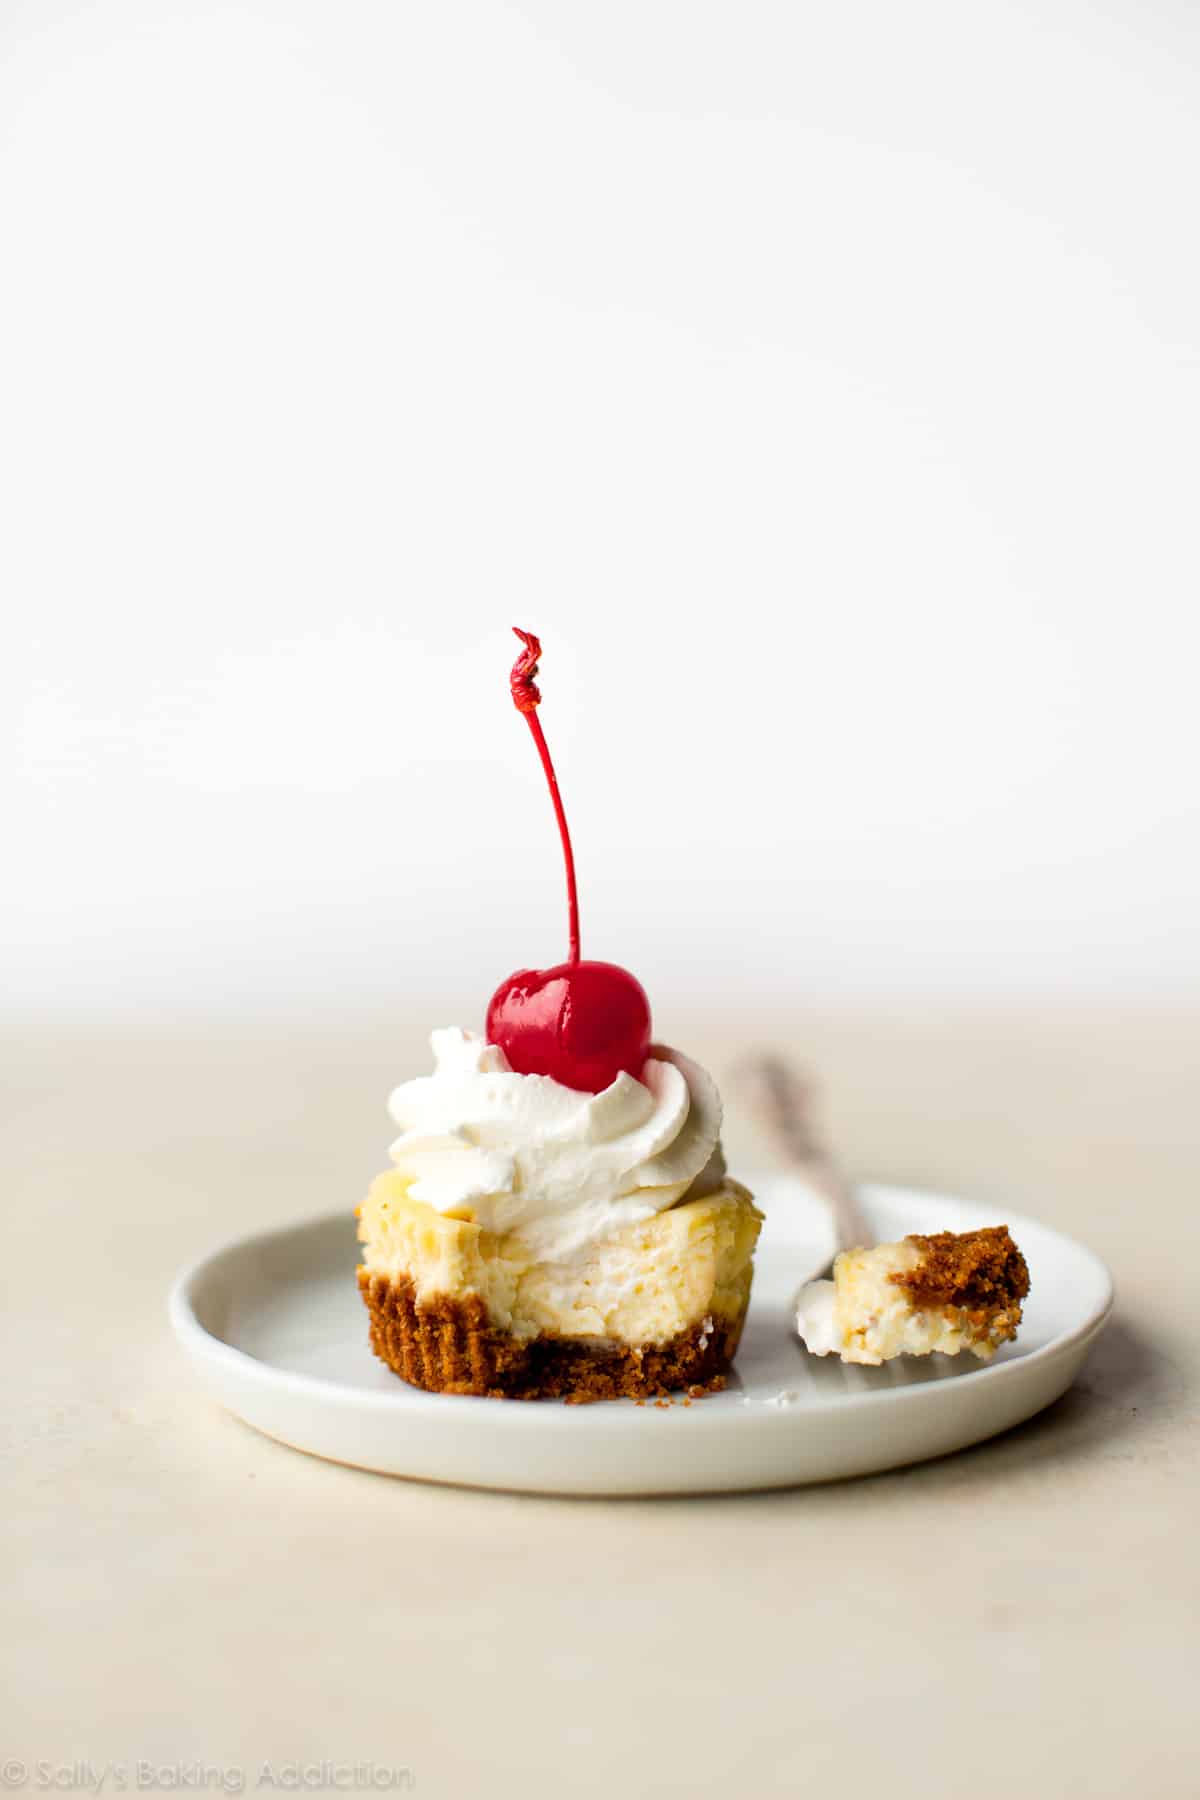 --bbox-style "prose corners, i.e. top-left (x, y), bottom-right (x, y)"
top-left (4, 0), bottom-right (1198, 1027)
